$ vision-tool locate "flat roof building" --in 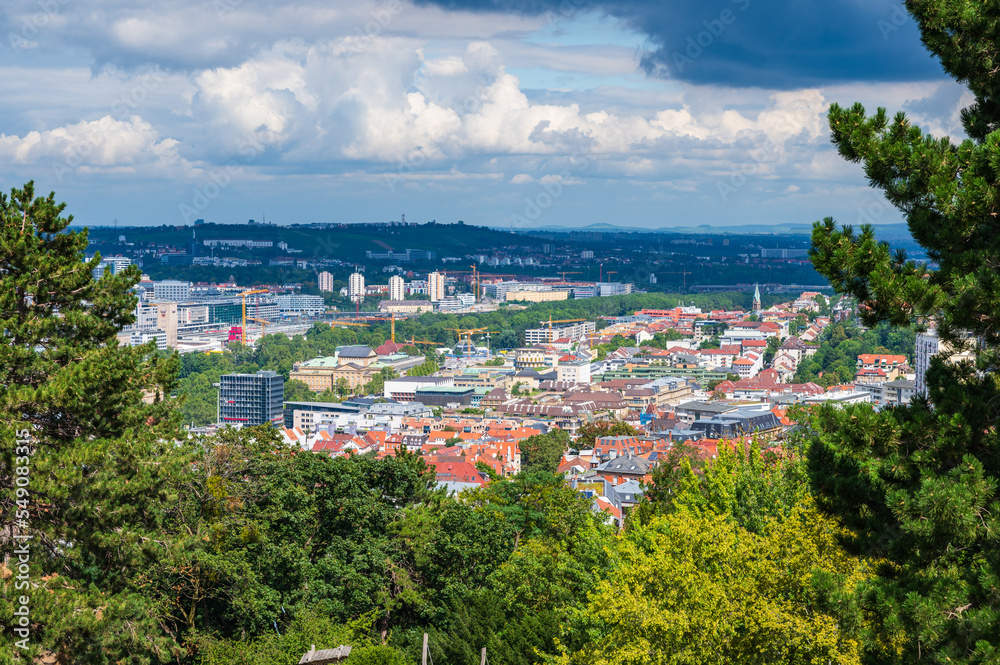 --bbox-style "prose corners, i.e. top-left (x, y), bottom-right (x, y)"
top-left (218, 370), bottom-right (284, 427)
